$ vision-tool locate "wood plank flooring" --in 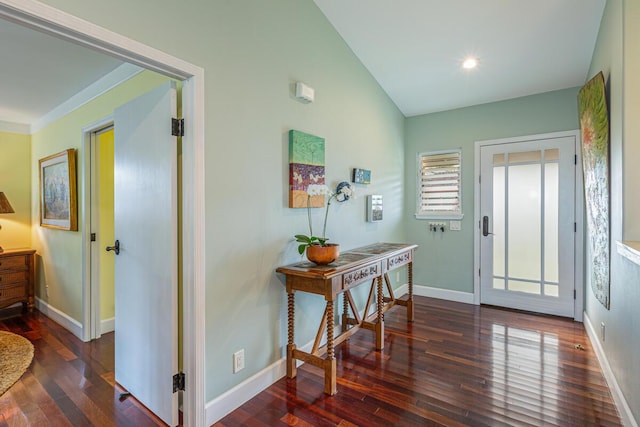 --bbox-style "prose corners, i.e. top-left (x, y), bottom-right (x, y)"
top-left (0, 307), bottom-right (166, 426)
top-left (216, 296), bottom-right (621, 427)
top-left (0, 297), bottom-right (622, 426)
